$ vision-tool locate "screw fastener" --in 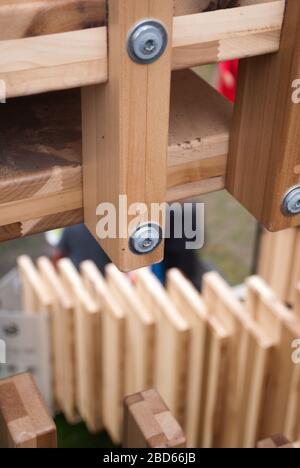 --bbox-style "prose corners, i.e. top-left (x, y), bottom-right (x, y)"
top-left (129, 223), bottom-right (163, 255)
top-left (127, 20), bottom-right (168, 64)
top-left (281, 186), bottom-right (300, 216)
